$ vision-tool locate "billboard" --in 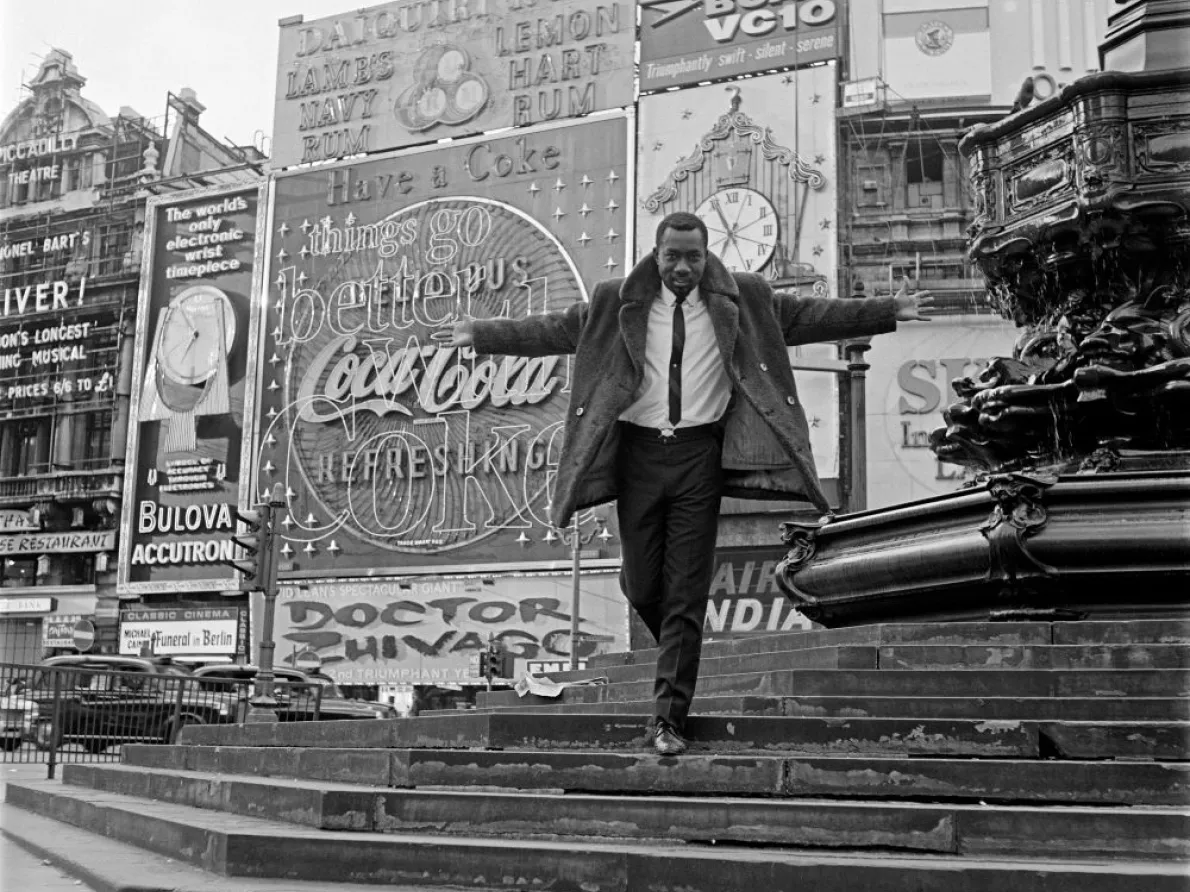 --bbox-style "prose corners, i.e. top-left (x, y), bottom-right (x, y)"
top-left (259, 114), bottom-right (630, 575)
top-left (706, 546), bottom-right (812, 638)
top-left (637, 66), bottom-right (840, 476)
top-left (118, 605), bottom-right (248, 657)
top-left (118, 183), bottom-right (269, 595)
top-left (271, 573), bottom-right (628, 685)
top-left (639, 0), bottom-right (842, 92)
top-left (272, 0), bottom-right (635, 168)
top-left (865, 314), bottom-right (1019, 509)
top-left (882, 0), bottom-right (991, 99)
